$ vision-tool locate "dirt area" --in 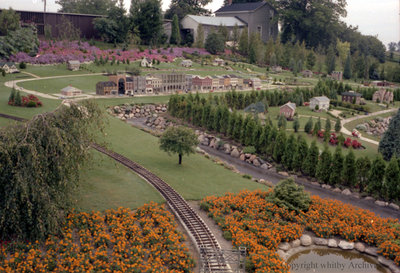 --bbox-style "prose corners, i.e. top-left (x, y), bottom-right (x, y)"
top-left (330, 109), bottom-right (341, 118)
